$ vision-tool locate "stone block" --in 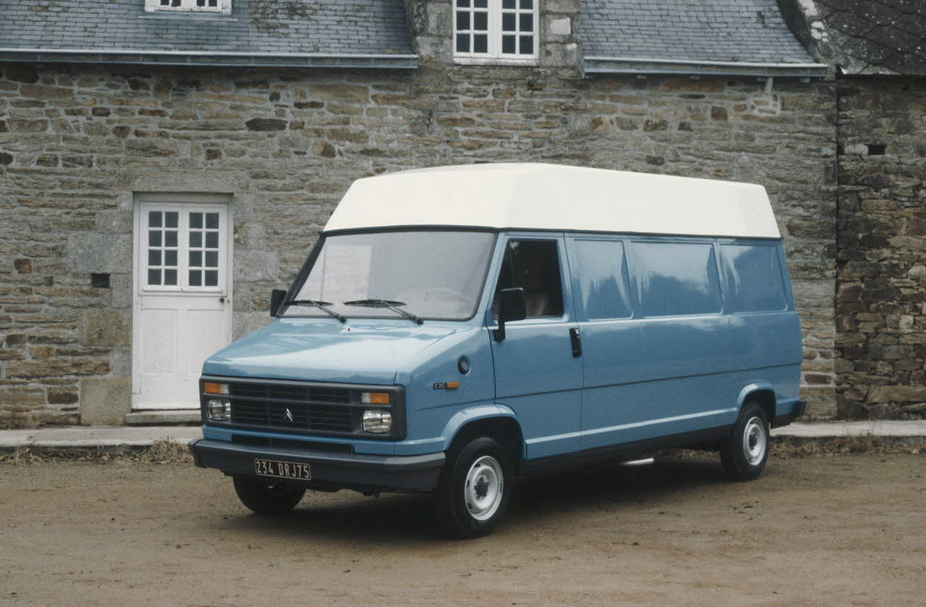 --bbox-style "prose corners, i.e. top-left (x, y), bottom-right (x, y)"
top-left (233, 250), bottom-right (278, 282)
top-left (66, 233), bottom-right (132, 274)
top-left (868, 385), bottom-right (926, 404)
top-left (79, 377), bottom-right (131, 425)
top-left (81, 310), bottom-right (131, 346)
